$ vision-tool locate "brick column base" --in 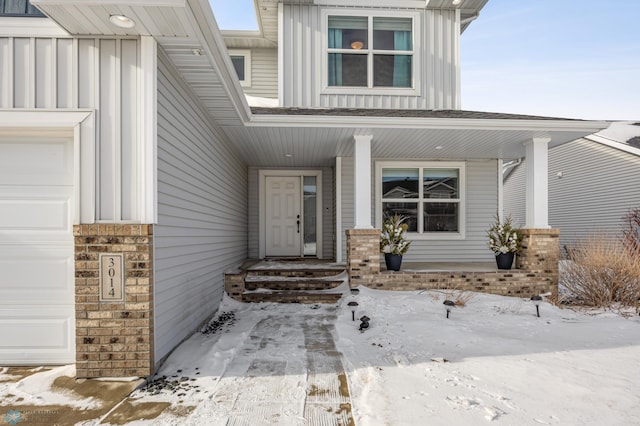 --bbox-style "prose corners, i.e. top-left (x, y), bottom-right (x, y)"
top-left (345, 229), bottom-right (380, 287)
top-left (74, 224), bottom-right (154, 378)
top-left (516, 228), bottom-right (560, 297)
